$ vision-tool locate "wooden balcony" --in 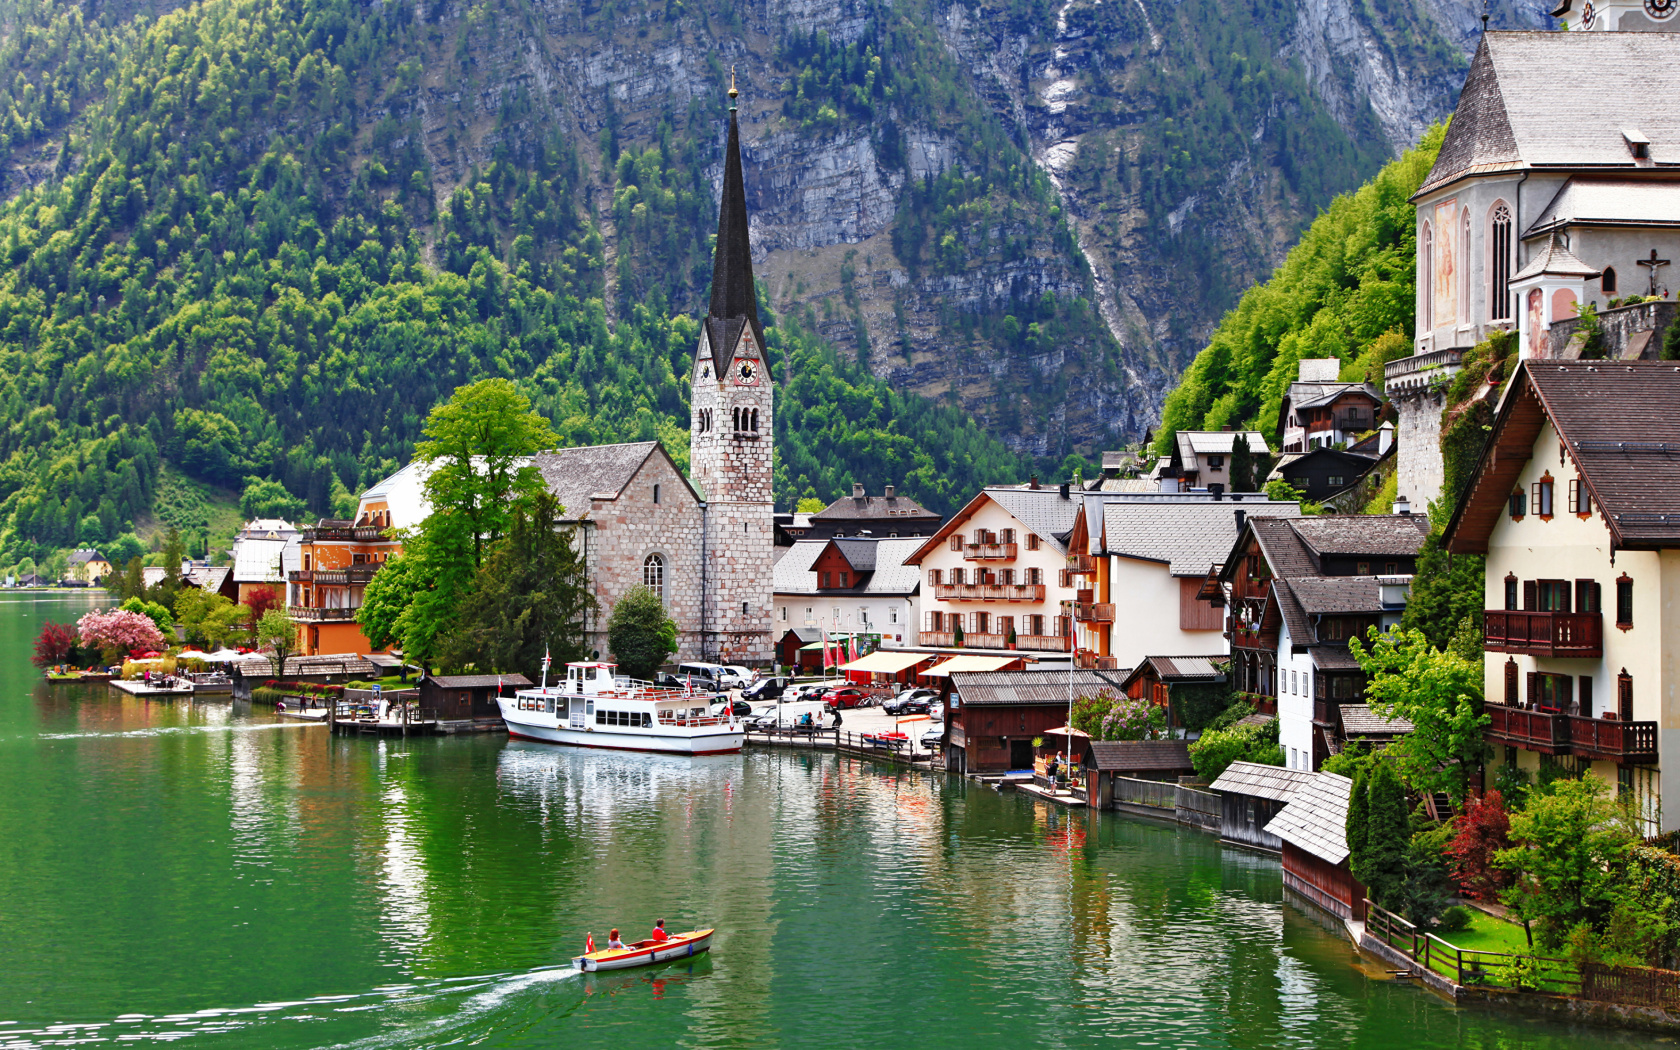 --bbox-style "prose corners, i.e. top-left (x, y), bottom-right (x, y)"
top-left (917, 631), bottom-right (1006, 649)
top-left (932, 583), bottom-right (1046, 602)
top-left (1073, 602), bottom-right (1115, 623)
top-left (1568, 715), bottom-right (1658, 764)
top-left (1485, 704), bottom-right (1572, 755)
top-left (1017, 634), bottom-right (1071, 652)
top-left (1066, 553), bottom-right (1097, 576)
top-left (1484, 610), bottom-right (1603, 658)
top-left (1235, 691), bottom-right (1277, 717)
top-left (963, 542), bottom-right (1018, 561)
top-left (1313, 700), bottom-right (1337, 726)
top-left (290, 565), bottom-right (381, 586)
top-left (921, 631), bottom-right (956, 647)
top-left (1231, 626), bottom-right (1271, 650)
top-left (290, 606), bottom-right (360, 622)
top-left (1074, 650), bottom-right (1121, 670)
